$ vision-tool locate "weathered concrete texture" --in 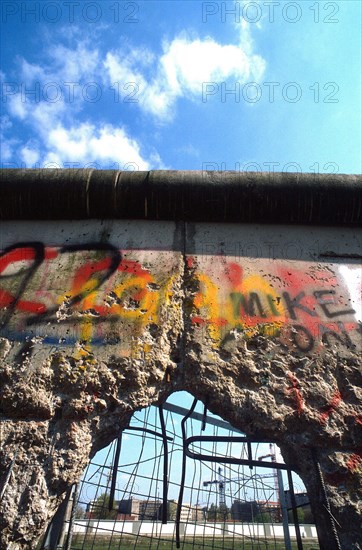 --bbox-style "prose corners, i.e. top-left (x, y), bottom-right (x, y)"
top-left (182, 336), bottom-right (362, 549)
top-left (1, 327), bottom-right (361, 548)
top-left (0, 300), bottom-right (184, 547)
top-left (0, 220), bottom-right (361, 549)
